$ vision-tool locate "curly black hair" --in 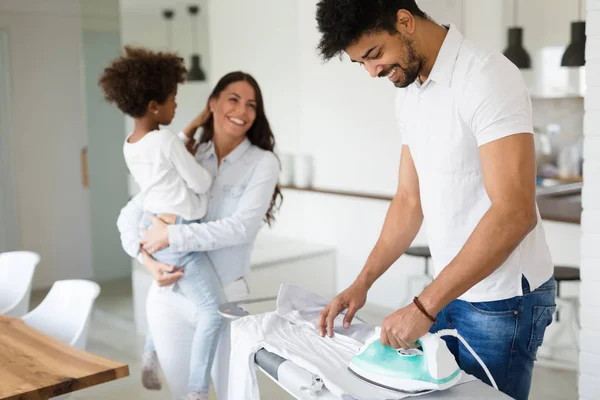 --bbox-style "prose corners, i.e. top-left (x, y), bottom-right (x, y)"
top-left (316, 0), bottom-right (426, 61)
top-left (98, 46), bottom-right (187, 118)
